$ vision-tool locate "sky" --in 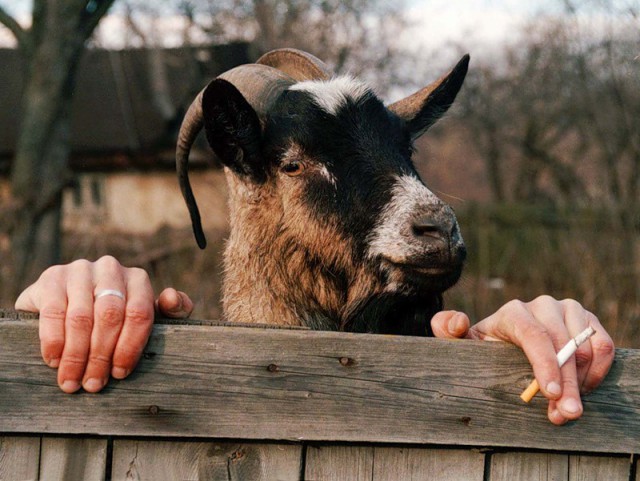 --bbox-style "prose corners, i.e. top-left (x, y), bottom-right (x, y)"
top-left (0, 0), bottom-right (558, 50)
top-left (0, 0), bottom-right (634, 53)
